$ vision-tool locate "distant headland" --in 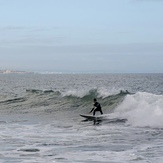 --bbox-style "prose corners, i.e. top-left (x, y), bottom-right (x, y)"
top-left (0, 69), bottom-right (34, 74)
